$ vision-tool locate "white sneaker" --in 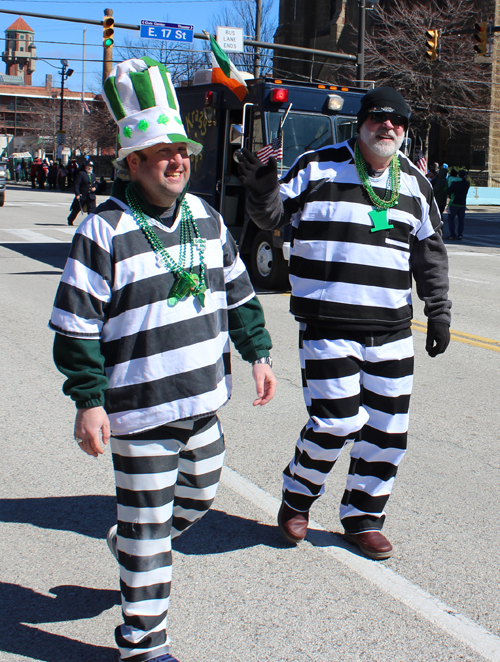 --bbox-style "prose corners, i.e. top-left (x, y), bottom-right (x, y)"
top-left (106, 524), bottom-right (118, 560)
